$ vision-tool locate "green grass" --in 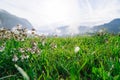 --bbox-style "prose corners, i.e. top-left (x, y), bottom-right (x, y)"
top-left (0, 33), bottom-right (120, 80)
